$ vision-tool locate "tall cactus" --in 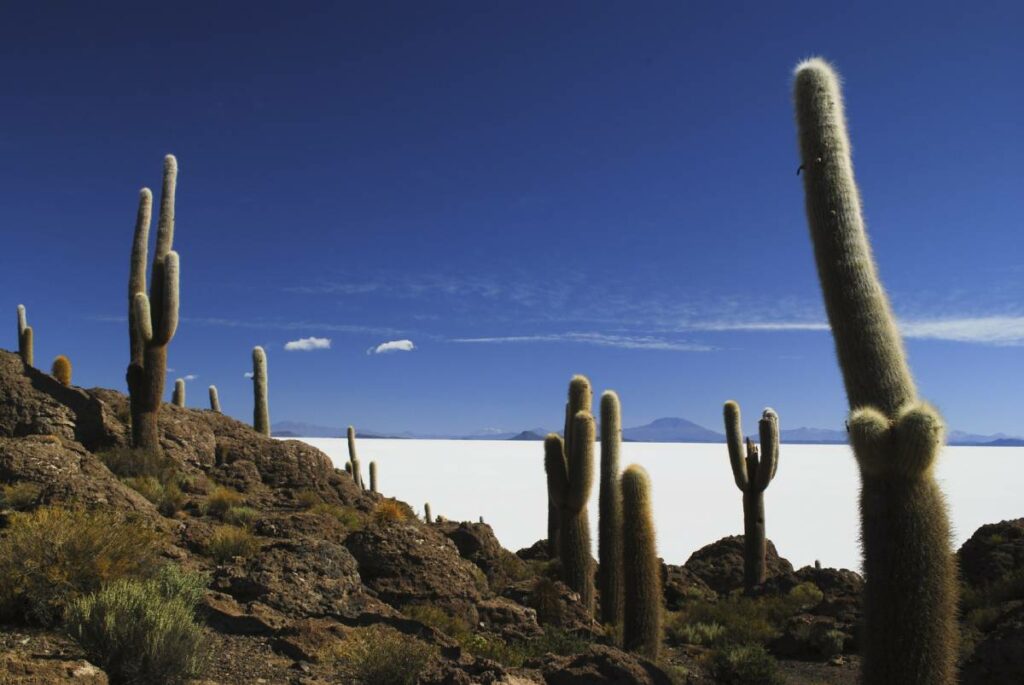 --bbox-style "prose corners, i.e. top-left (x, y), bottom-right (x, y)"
top-left (369, 461), bottom-right (378, 493)
top-left (545, 409), bottom-right (595, 614)
top-left (172, 379), bottom-right (186, 407)
top-left (621, 464), bottom-right (661, 659)
top-left (252, 346), bottom-right (270, 435)
top-left (724, 402), bottom-right (779, 593)
top-left (208, 385), bottom-right (221, 412)
top-left (126, 155), bottom-right (180, 450)
top-left (16, 305), bottom-right (33, 367)
top-left (347, 426), bottom-right (364, 489)
top-left (793, 58), bottom-right (957, 684)
top-left (598, 390), bottom-right (624, 627)
top-left (547, 375), bottom-right (592, 555)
